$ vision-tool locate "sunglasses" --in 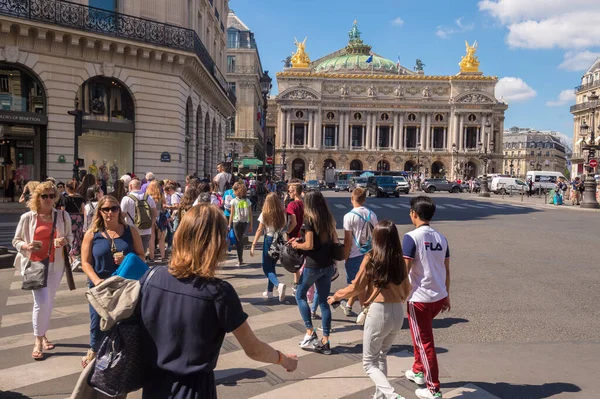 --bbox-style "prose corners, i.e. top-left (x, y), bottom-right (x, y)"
top-left (41, 194), bottom-right (56, 200)
top-left (100, 206), bottom-right (120, 213)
